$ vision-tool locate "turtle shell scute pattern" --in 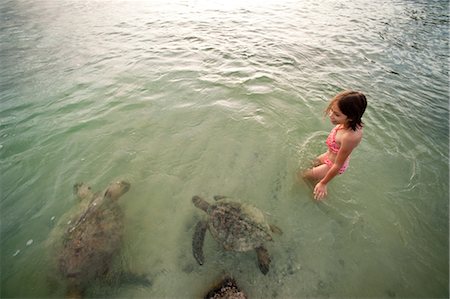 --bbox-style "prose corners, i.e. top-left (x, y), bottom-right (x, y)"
top-left (207, 201), bottom-right (272, 252)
